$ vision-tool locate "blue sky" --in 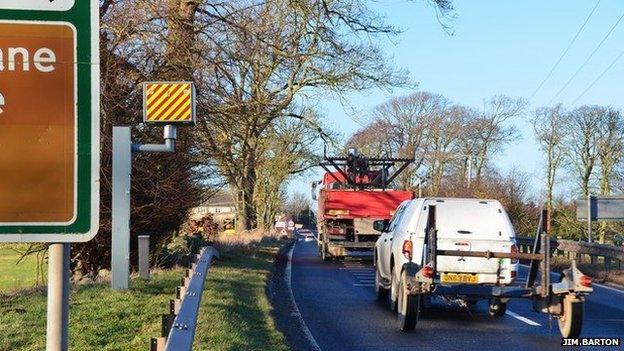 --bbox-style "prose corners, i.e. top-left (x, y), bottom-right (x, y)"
top-left (290, 0), bottom-right (624, 201)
